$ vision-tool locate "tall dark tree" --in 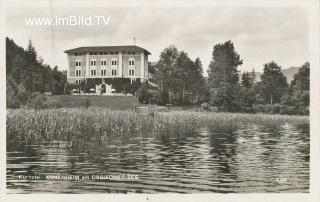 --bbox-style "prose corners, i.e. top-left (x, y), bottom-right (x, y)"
top-left (11, 54), bottom-right (25, 82)
top-left (26, 39), bottom-right (37, 62)
top-left (288, 62), bottom-right (309, 114)
top-left (192, 57), bottom-right (208, 103)
top-left (241, 70), bottom-right (255, 89)
top-left (239, 70), bottom-right (256, 111)
top-left (259, 61), bottom-right (288, 105)
top-left (6, 37), bottom-right (67, 108)
top-left (207, 41), bottom-right (243, 111)
top-left (6, 74), bottom-right (19, 108)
